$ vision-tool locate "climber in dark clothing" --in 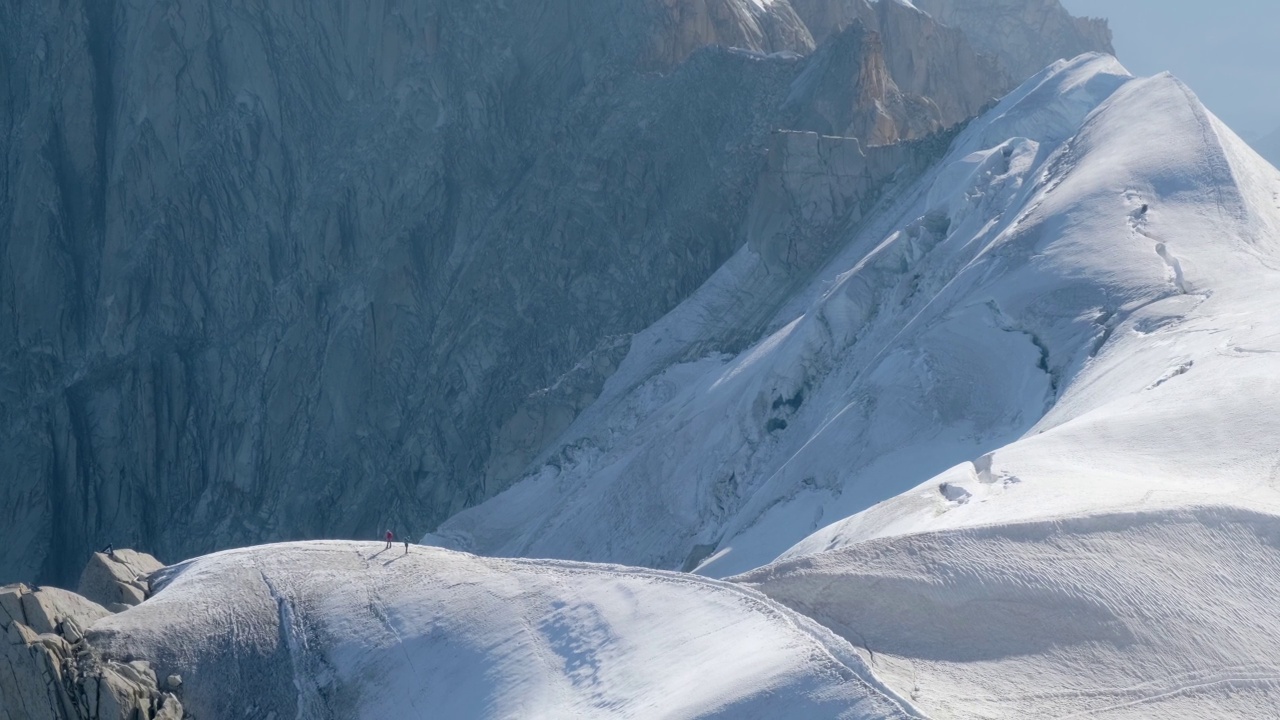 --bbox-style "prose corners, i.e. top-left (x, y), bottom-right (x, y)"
top-left (404, 537), bottom-right (410, 554)
top-left (385, 530), bottom-right (394, 550)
